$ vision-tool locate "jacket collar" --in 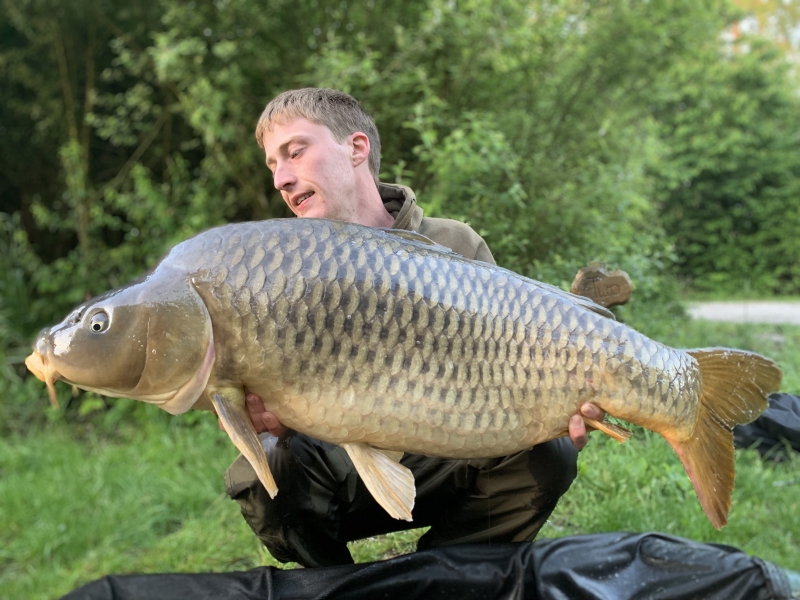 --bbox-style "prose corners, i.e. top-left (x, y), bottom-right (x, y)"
top-left (378, 182), bottom-right (422, 231)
